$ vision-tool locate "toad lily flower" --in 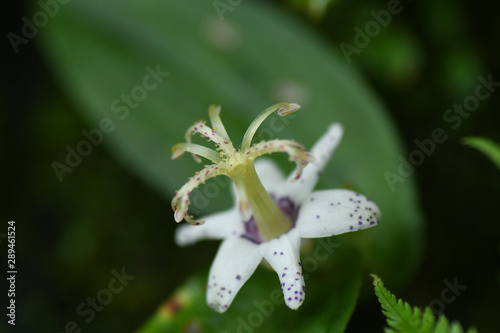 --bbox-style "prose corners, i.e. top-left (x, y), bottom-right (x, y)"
top-left (171, 103), bottom-right (380, 313)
